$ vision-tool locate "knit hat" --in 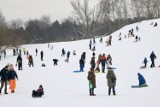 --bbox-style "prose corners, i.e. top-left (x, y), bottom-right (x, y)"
top-left (39, 85), bottom-right (43, 88)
